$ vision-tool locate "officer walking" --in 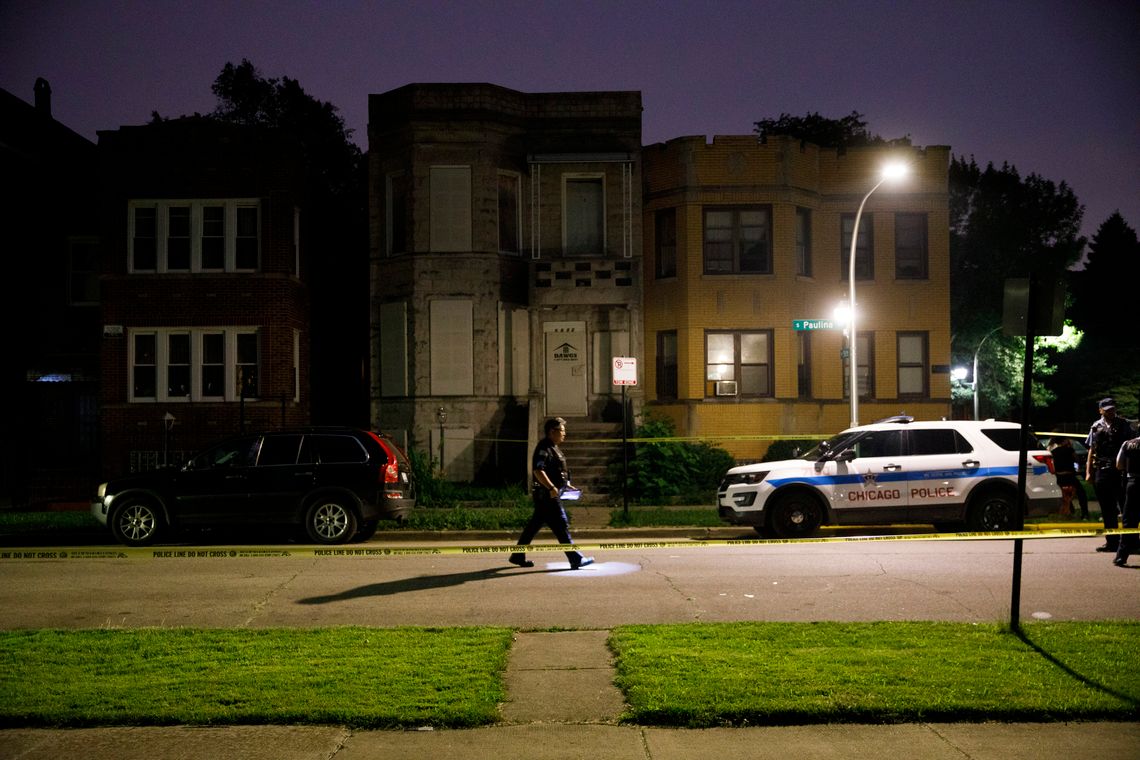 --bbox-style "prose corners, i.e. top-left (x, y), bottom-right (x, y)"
top-left (1086, 398), bottom-right (1131, 553)
top-left (509, 417), bottom-right (595, 570)
top-left (1113, 432), bottom-right (1140, 567)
